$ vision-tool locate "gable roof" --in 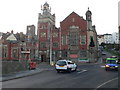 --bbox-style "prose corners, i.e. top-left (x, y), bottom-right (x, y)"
top-left (60, 11), bottom-right (86, 23)
top-left (6, 33), bottom-right (17, 41)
